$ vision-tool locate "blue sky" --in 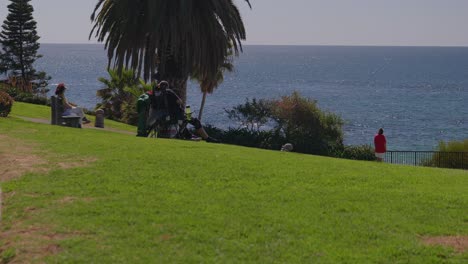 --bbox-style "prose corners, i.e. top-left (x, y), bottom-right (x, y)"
top-left (0, 0), bottom-right (467, 46)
